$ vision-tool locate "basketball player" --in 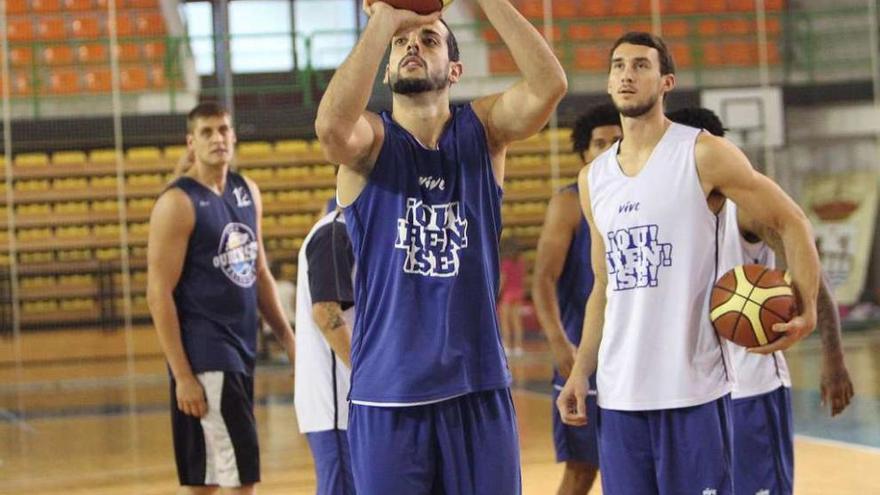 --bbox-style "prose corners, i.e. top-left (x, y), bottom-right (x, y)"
top-left (532, 103), bottom-right (620, 495)
top-left (295, 208), bottom-right (355, 495)
top-left (314, 1), bottom-right (567, 493)
top-left (556, 32), bottom-right (822, 495)
top-left (147, 102), bottom-right (297, 495)
top-left (669, 107), bottom-right (854, 495)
